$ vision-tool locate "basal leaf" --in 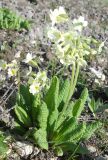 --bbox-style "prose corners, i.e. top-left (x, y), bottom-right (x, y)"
top-left (54, 117), bottom-right (77, 141)
top-left (62, 143), bottom-right (89, 154)
top-left (15, 105), bottom-right (32, 127)
top-left (72, 88), bottom-right (88, 118)
top-left (37, 102), bottom-right (49, 129)
top-left (44, 76), bottom-right (59, 134)
top-left (82, 121), bottom-right (102, 140)
top-left (33, 128), bottom-right (48, 150)
top-left (58, 78), bottom-right (70, 107)
top-left (55, 146), bottom-right (63, 156)
top-left (56, 122), bottom-right (86, 145)
top-left (0, 133), bottom-right (9, 159)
